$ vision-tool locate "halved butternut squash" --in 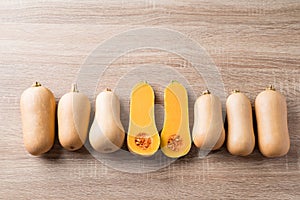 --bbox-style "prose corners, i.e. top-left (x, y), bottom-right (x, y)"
top-left (127, 82), bottom-right (160, 156)
top-left (160, 81), bottom-right (191, 158)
